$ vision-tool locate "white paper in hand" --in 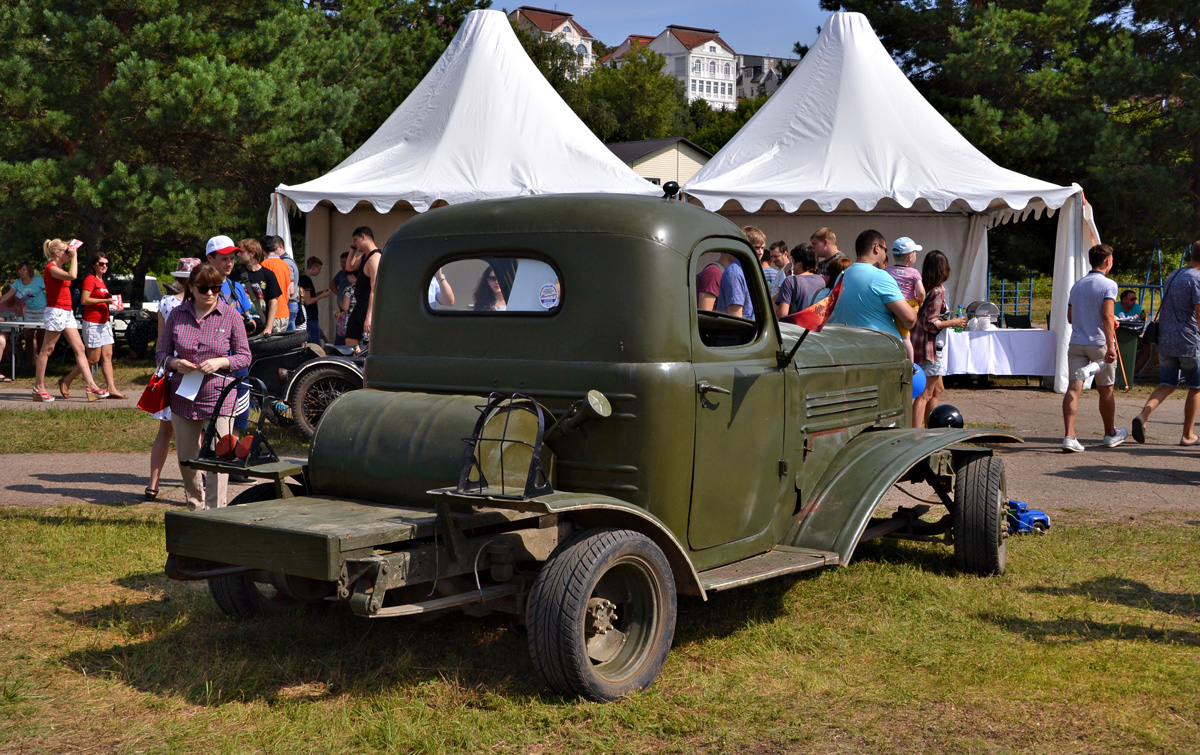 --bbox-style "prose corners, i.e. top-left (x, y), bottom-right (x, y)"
top-left (176, 370), bottom-right (203, 402)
